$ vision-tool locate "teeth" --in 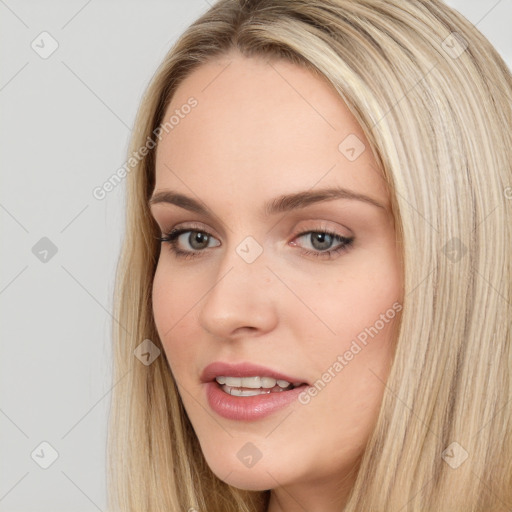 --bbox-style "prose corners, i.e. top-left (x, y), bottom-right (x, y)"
top-left (224, 376), bottom-right (268, 389)
top-left (223, 386), bottom-right (273, 396)
top-left (215, 375), bottom-right (293, 389)
top-left (261, 377), bottom-right (278, 388)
